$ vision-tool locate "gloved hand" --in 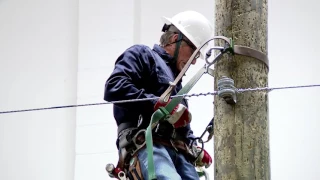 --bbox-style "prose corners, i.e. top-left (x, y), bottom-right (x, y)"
top-left (194, 146), bottom-right (212, 168)
top-left (154, 99), bottom-right (192, 128)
